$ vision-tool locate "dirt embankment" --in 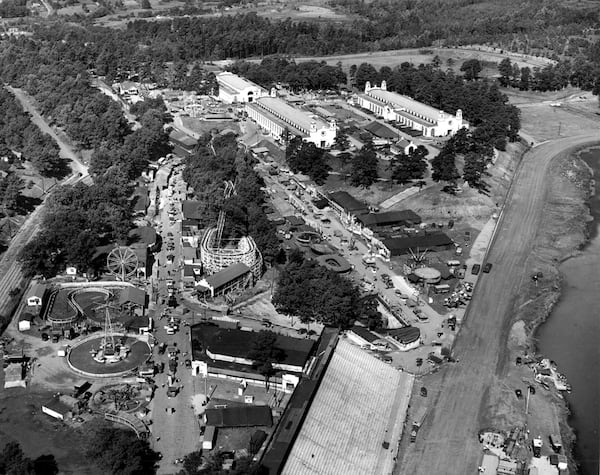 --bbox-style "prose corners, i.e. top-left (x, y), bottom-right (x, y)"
top-left (503, 149), bottom-right (595, 470)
